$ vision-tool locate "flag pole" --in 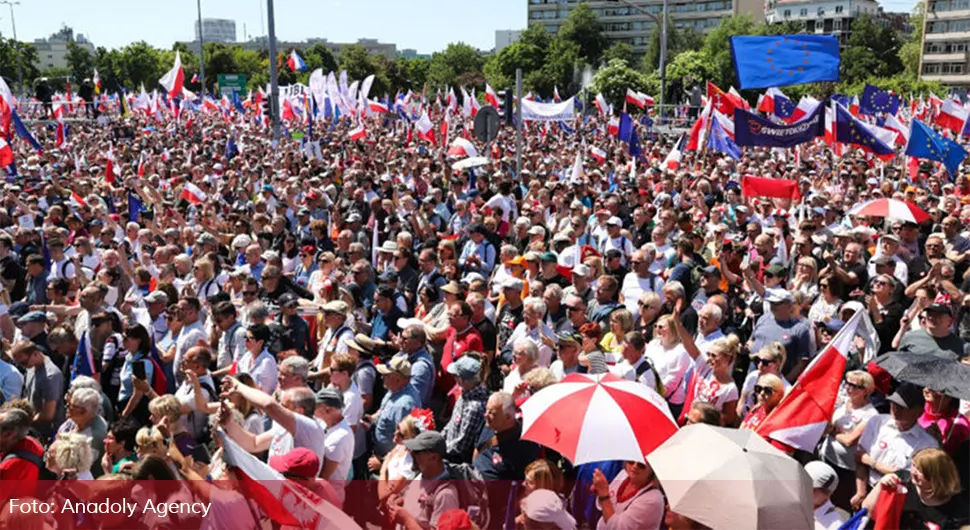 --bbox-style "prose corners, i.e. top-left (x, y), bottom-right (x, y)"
top-left (267, 0), bottom-right (281, 143)
top-left (196, 0), bottom-right (206, 96)
top-left (515, 68), bottom-right (523, 179)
